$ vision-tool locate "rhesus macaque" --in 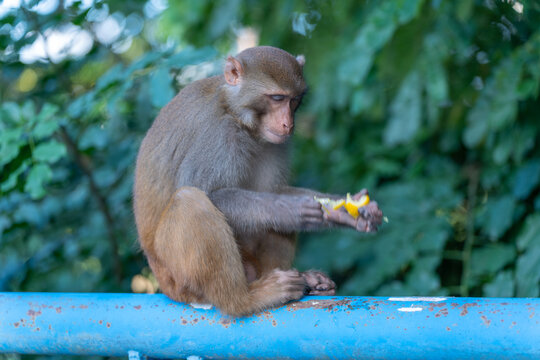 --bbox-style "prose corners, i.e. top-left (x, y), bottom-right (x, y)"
top-left (134, 46), bottom-right (383, 316)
